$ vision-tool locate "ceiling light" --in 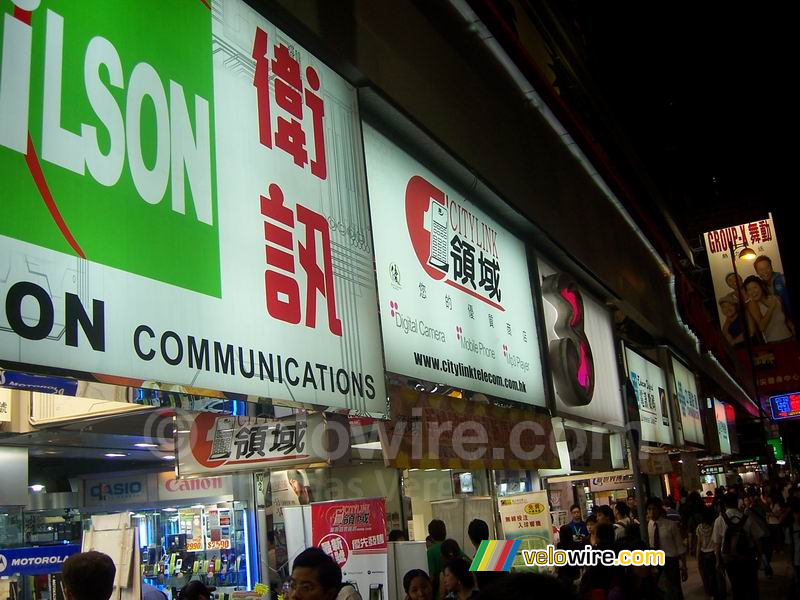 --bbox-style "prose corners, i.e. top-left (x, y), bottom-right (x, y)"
top-left (163, 455), bottom-right (176, 460)
top-left (351, 442), bottom-right (382, 451)
top-left (162, 507), bottom-right (178, 512)
top-left (135, 443), bottom-right (159, 448)
top-left (29, 484), bottom-right (45, 493)
top-left (105, 453), bottom-right (127, 458)
top-left (738, 247), bottom-right (757, 261)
